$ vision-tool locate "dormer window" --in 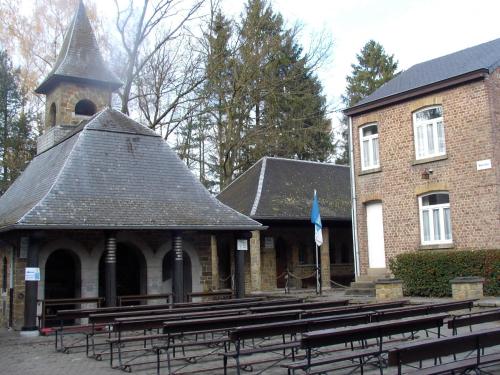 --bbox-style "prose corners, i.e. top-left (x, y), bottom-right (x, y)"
top-left (75, 99), bottom-right (97, 117)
